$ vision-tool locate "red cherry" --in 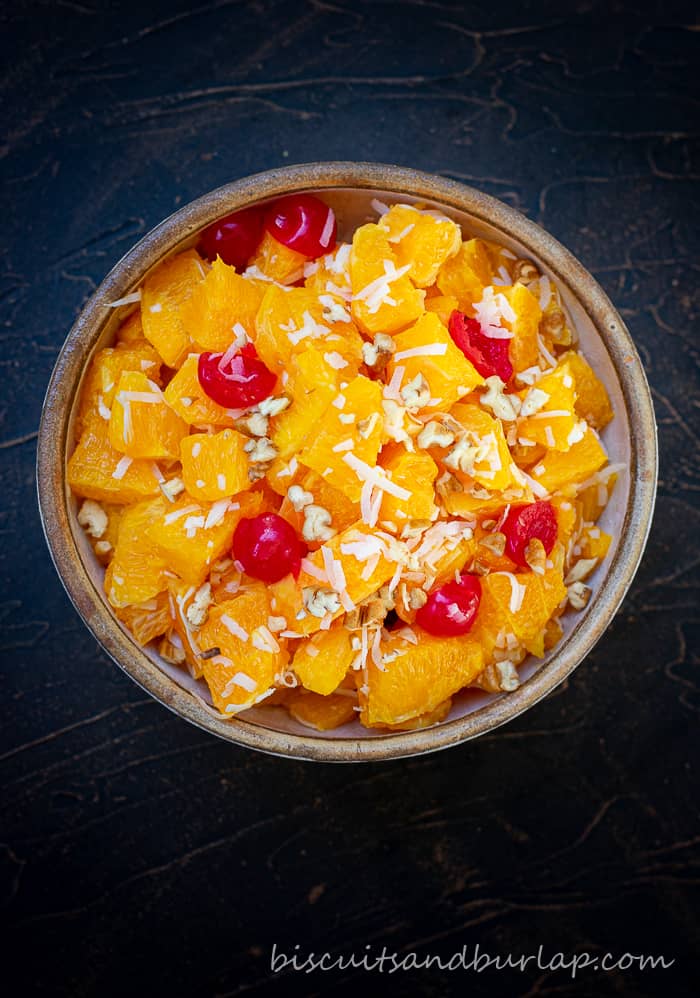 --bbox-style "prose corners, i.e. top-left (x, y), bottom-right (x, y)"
top-left (233, 513), bottom-right (304, 583)
top-left (448, 310), bottom-right (513, 383)
top-left (502, 501), bottom-right (558, 568)
top-left (415, 573), bottom-right (482, 637)
top-left (264, 194), bottom-right (337, 258)
top-left (199, 207), bottom-right (264, 270)
top-left (197, 344), bottom-right (276, 409)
